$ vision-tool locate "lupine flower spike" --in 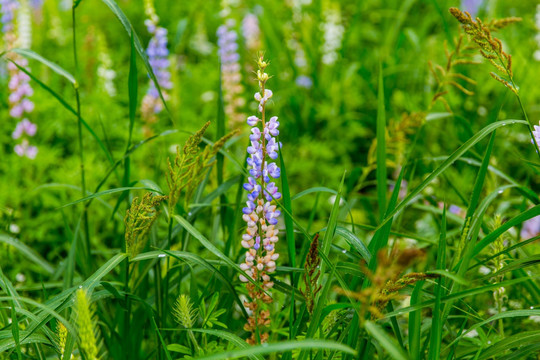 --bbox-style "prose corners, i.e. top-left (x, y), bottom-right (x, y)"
top-left (2, 0), bottom-right (38, 158)
top-left (217, 19), bottom-right (245, 126)
top-left (239, 54), bottom-right (281, 345)
top-left (141, 0), bottom-right (171, 135)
